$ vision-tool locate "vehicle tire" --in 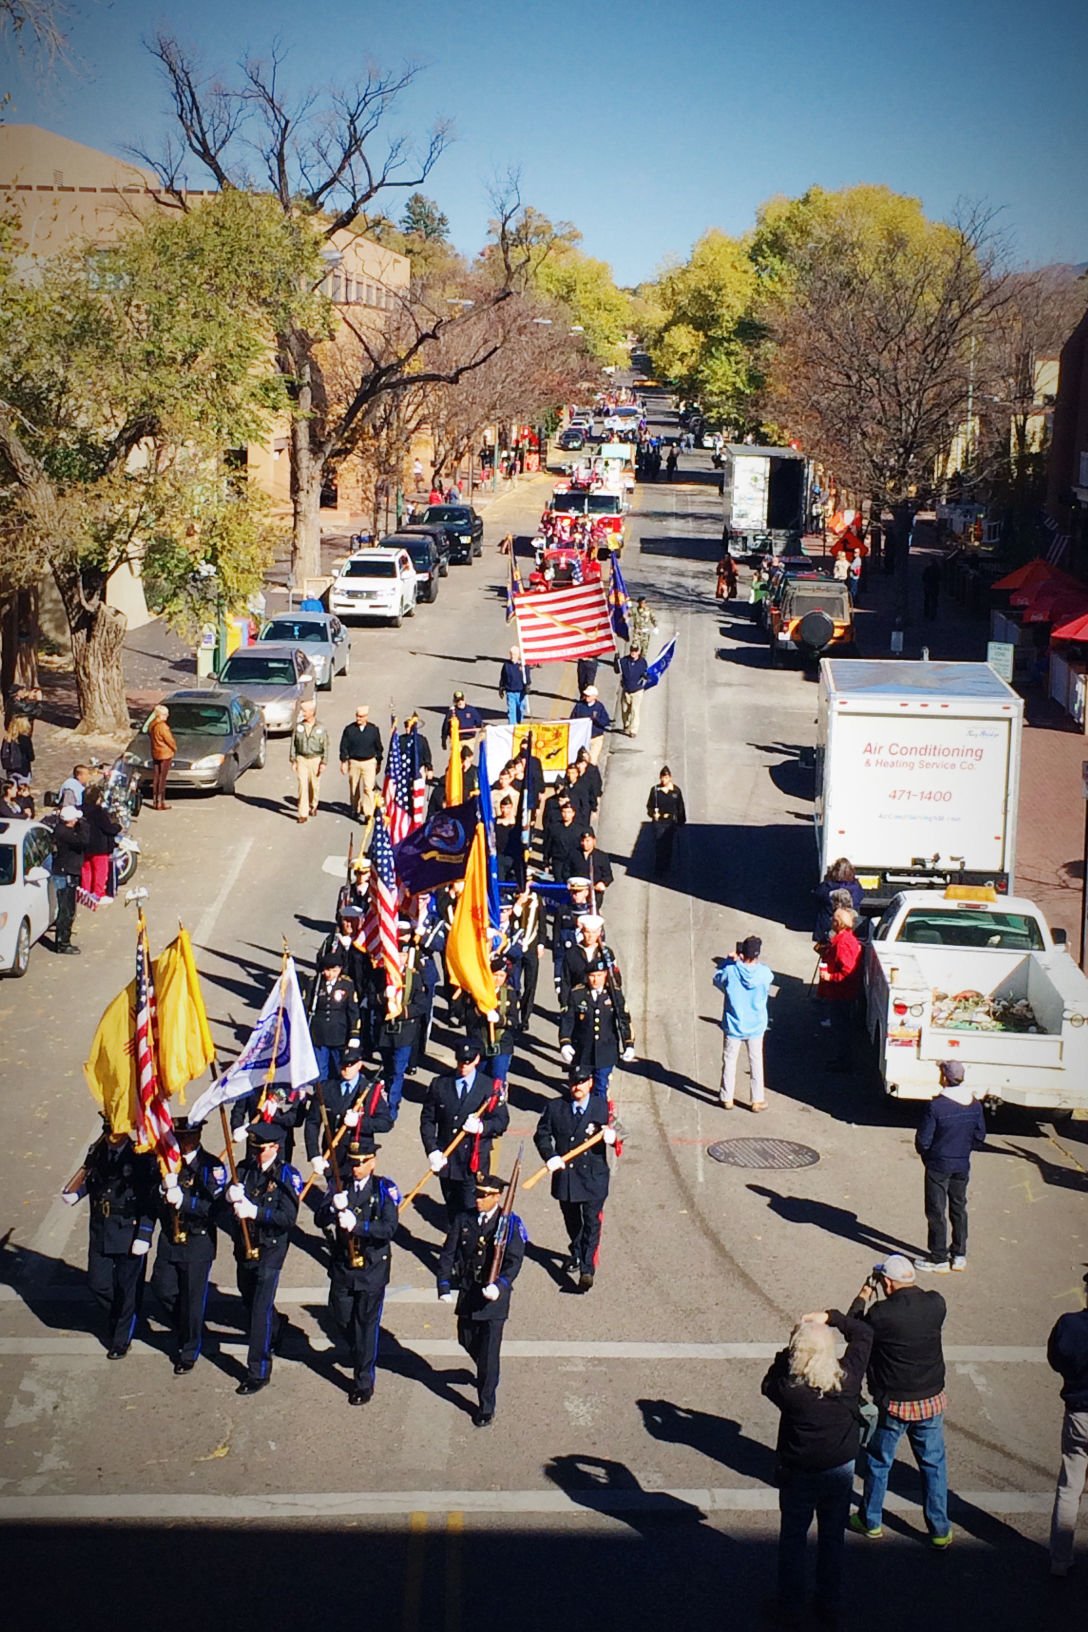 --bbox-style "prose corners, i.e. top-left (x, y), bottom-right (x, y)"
top-left (439, 559), bottom-right (449, 577)
top-left (797, 610), bottom-right (835, 657)
top-left (473, 539), bottom-right (482, 557)
top-left (254, 735), bottom-right (267, 770)
top-left (114, 845), bottom-right (137, 888)
top-left (342, 646), bottom-right (351, 676)
top-left (768, 638), bottom-right (779, 668)
top-left (10, 918), bottom-right (31, 978)
top-left (220, 756), bottom-right (239, 796)
top-left (320, 667), bottom-right (333, 691)
top-left (391, 613), bottom-right (402, 630)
